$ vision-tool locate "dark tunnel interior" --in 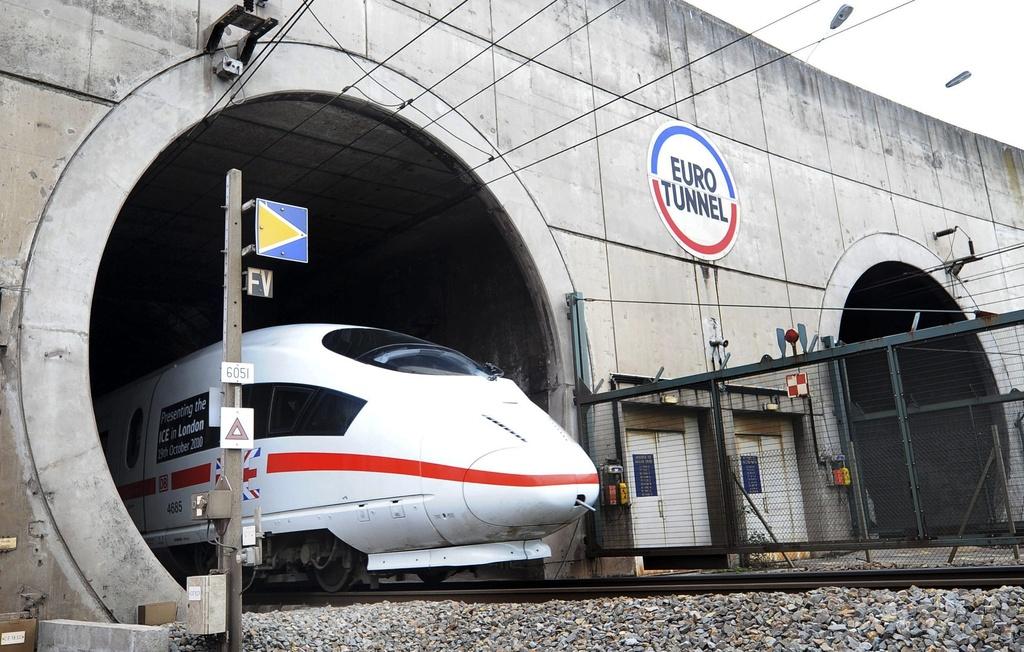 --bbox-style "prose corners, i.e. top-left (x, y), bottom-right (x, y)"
top-left (839, 262), bottom-right (1003, 537)
top-left (90, 93), bottom-right (551, 407)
